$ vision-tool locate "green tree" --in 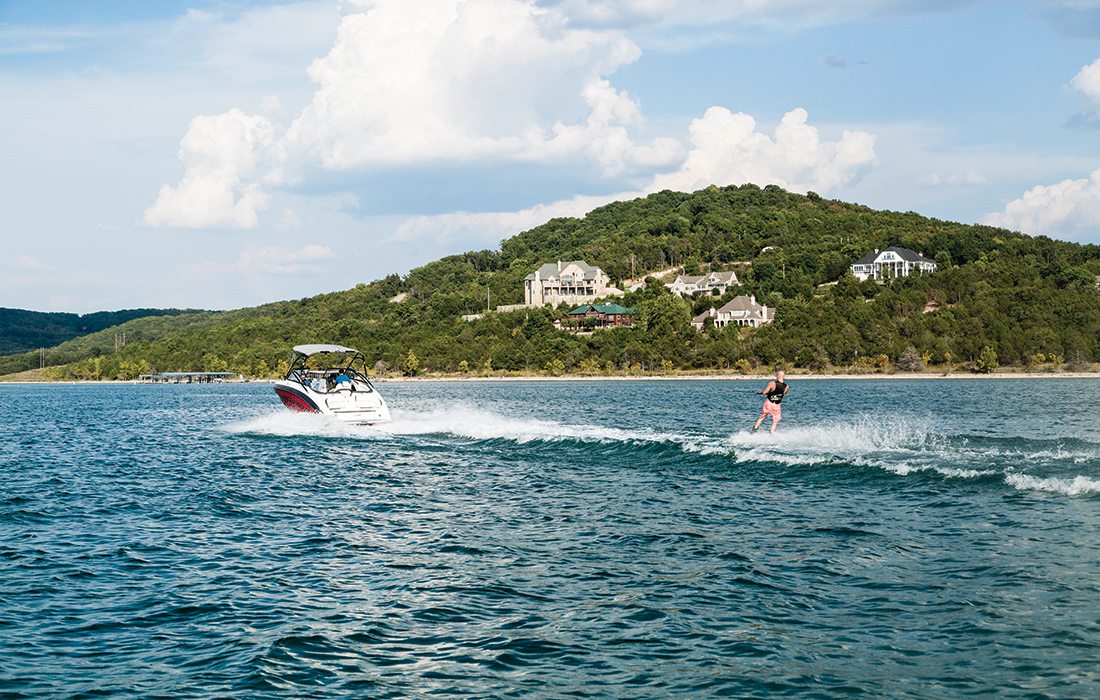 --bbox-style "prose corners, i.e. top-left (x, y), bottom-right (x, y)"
top-left (975, 346), bottom-right (999, 373)
top-left (402, 350), bottom-right (420, 376)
